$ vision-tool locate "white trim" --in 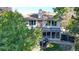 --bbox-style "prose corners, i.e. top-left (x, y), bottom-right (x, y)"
top-left (43, 32), bottom-right (61, 41)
